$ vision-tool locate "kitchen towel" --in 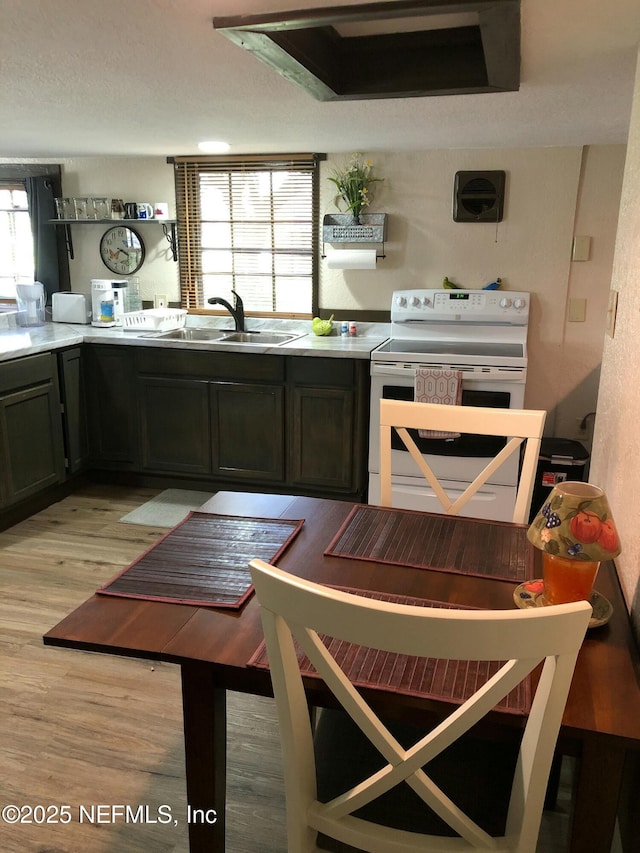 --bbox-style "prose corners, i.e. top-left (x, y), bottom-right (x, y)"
top-left (414, 368), bottom-right (463, 438)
